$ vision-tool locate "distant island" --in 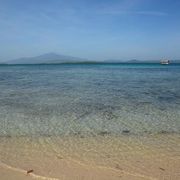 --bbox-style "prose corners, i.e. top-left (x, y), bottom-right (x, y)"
top-left (2, 53), bottom-right (180, 64)
top-left (6, 53), bottom-right (90, 64)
